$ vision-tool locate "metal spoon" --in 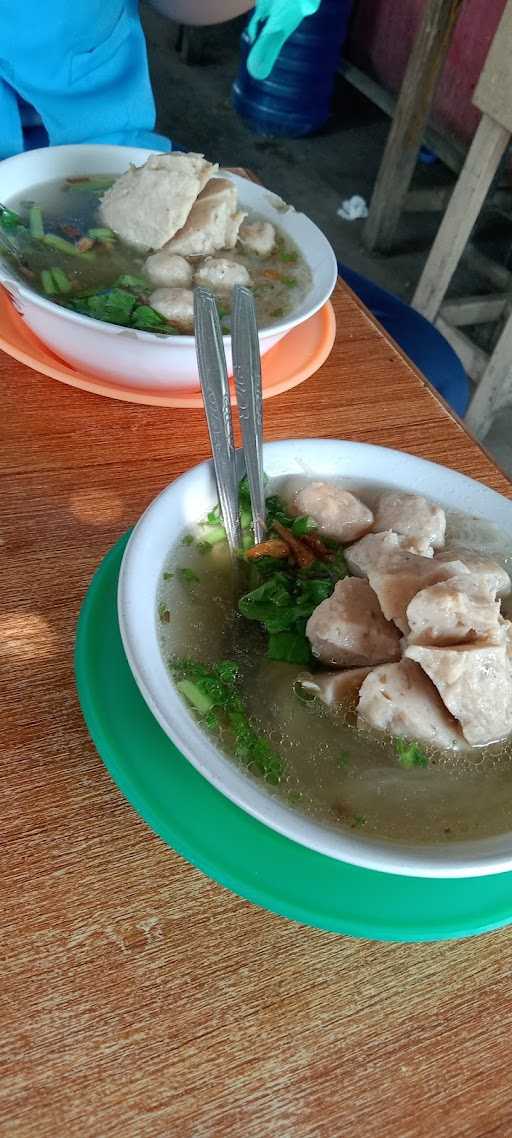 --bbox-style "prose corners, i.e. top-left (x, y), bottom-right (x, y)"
top-left (232, 285), bottom-right (266, 544)
top-left (194, 287), bottom-right (242, 558)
